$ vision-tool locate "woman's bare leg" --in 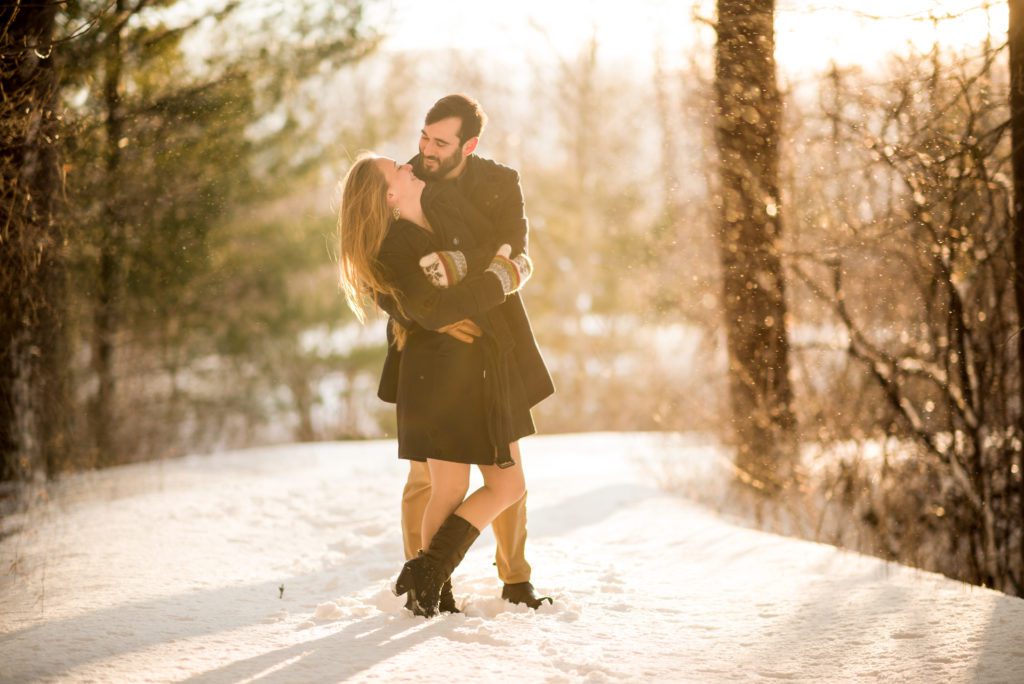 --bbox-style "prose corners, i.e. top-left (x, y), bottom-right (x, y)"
top-left (422, 458), bottom-right (470, 549)
top-left (455, 442), bottom-right (527, 531)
